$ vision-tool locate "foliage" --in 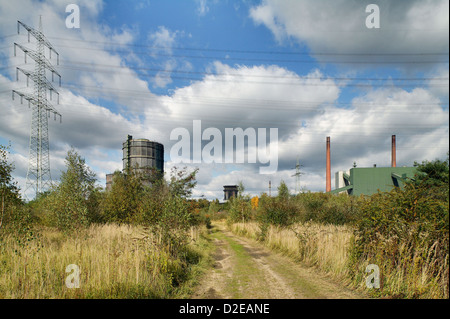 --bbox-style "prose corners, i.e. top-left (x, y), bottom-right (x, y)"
top-left (227, 196), bottom-right (252, 224)
top-left (250, 196), bottom-right (259, 210)
top-left (413, 153), bottom-right (449, 188)
top-left (237, 181), bottom-right (245, 197)
top-left (254, 188), bottom-right (360, 229)
top-left (226, 182), bottom-right (252, 224)
top-left (277, 180), bottom-right (290, 200)
top-left (40, 148), bottom-right (99, 232)
top-left (0, 143), bottom-right (40, 251)
top-left (0, 144), bottom-right (22, 231)
top-left (349, 167), bottom-right (449, 298)
top-left (101, 170), bottom-right (143, 224)
top-left (412, 154), bottom-right (449, 202)
top-left (0, 224), bottom-right (211, 298)
top-left (257, 196), bottom-right (298, 228)
top-left (208, 199), bottom-right (220, 215)
top-left (168, 166), bottom-right (198, 198)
